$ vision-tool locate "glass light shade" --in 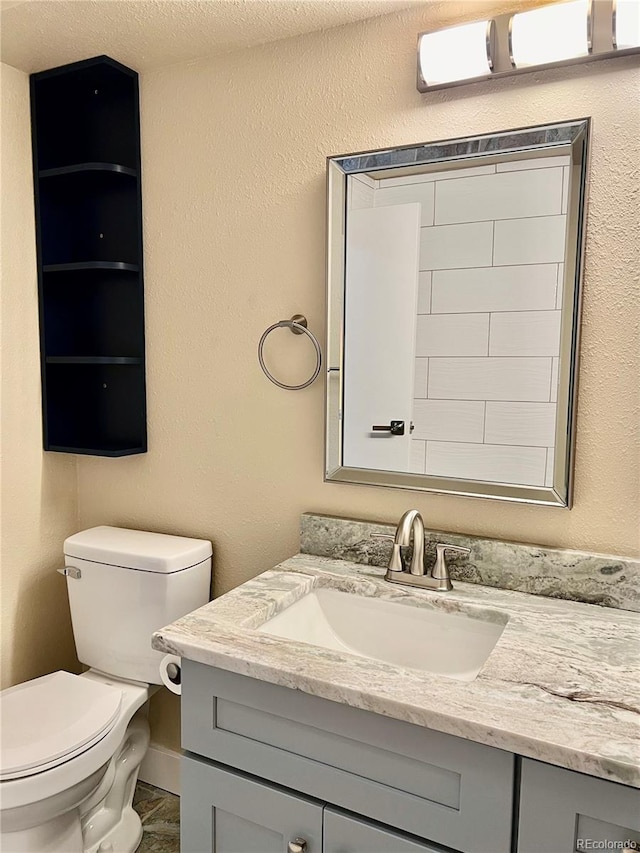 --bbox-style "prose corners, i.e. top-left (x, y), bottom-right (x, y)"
top-left (418, 20), bottom-right (494, 87)
top-left (614, 0), bottom-right (640, 48)
top-left (510, 0), bottom-right (591, 68)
